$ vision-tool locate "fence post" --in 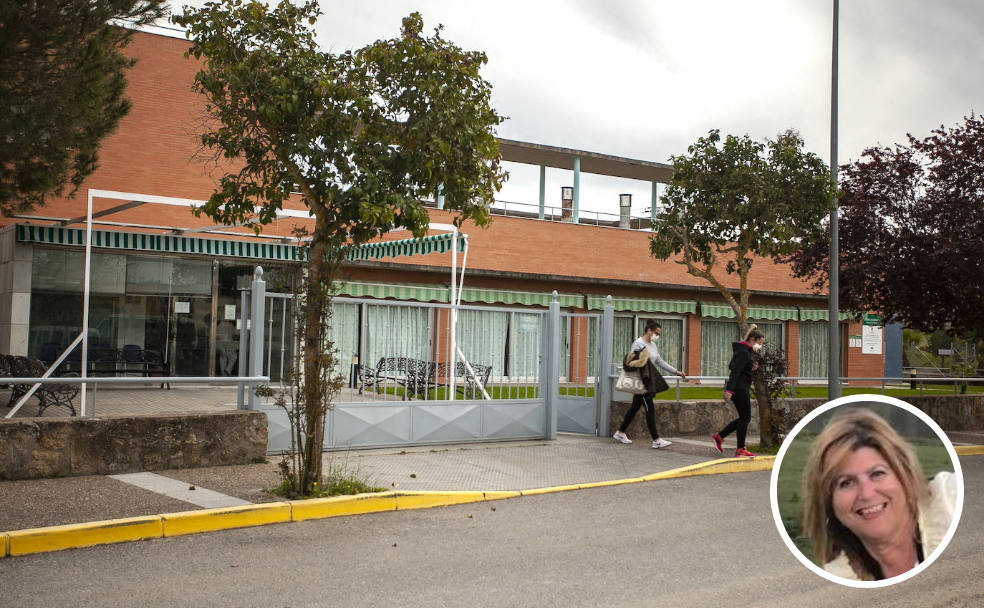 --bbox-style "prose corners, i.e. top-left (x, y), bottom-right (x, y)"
top-left (597, 296), bottom-right (615, 438)
top-left (247, 266), bottom-right (266, 410)
top-left (542, 292), bottom-right (561, 440)
top-left (237, 289), bottom-right (250, 409)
